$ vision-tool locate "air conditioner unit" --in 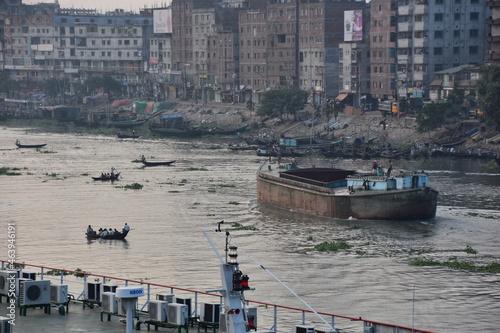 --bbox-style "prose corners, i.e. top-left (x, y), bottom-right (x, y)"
top-left (16, 278), bottom-right (33, 297)
top-left (85, 282), bottom-right (101, 301)
top-left (156, 293), bottom-right (174, 303)
top-left (103, 284), bottom-right (118, 293)
top-left (293, 325), bottom-right (315, 333)
top-left (117, 297), bottom-right (131, 316)
top-left (200, 302), bottom-right (220, 323)
top-left (20, 271), bottom-right (36, 280)
top-left (19, 280), bottom-right (50, 306)
top-left (174, 296), bottom-right (191, 317)
top-left (246, 307), bottom-right (257, 330)
top-left (219, 313), bottom-right (227, 333)
top-left (50, 284), bottom-right (68, 303)
top-left (0, 316), bottom-right (13, 333)
top-left (167, 303), bottom-right (188, 326)
top-left (0, 270), bottom-right (19, 296)
top-left (149, 300), bottom-right (168, 322)
top-left (101, 292), bottom-right (117, 313)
